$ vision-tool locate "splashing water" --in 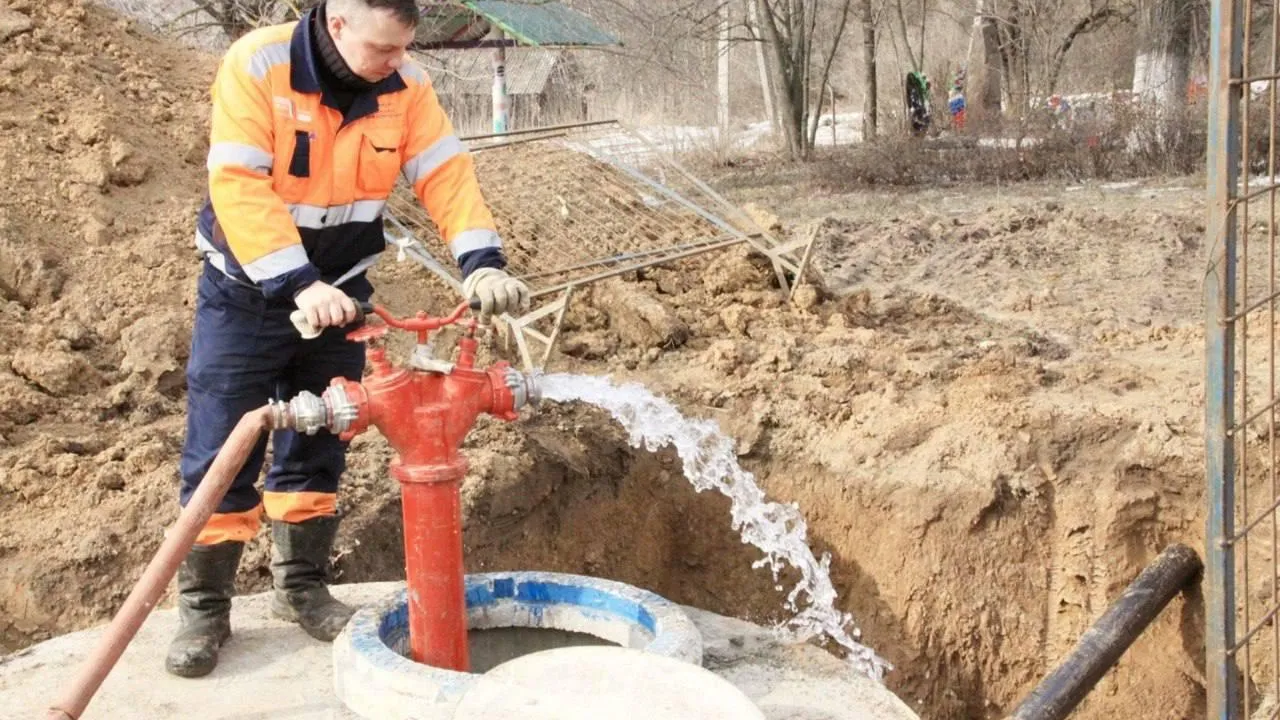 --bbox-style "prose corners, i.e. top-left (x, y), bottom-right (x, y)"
top-left (538, 373), bottom-right (891, 681)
